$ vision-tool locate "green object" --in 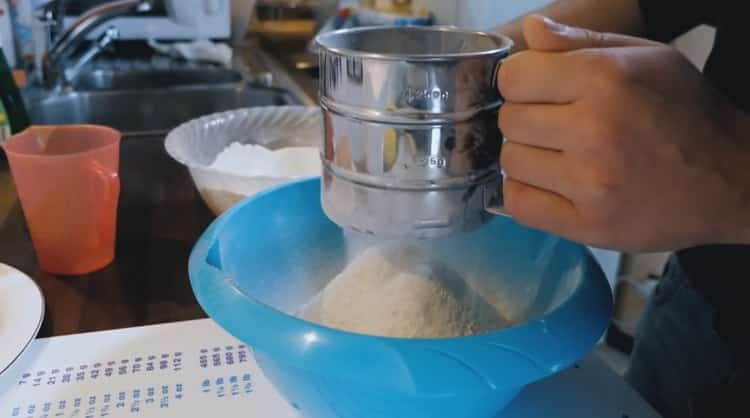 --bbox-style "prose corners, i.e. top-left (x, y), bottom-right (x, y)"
top-left (0, 101), bottom-right (10, 141)
top-left (0, 47), bottom-right (30, 134)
